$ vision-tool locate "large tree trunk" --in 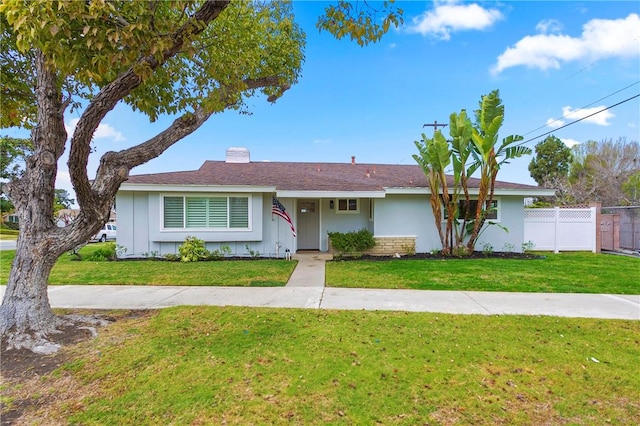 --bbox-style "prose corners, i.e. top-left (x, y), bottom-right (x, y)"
top-left (0, 50), bottom-right (73, 353)
top-left (0, 233), bottom-right (67, 353)
top-left (1, 1), bottom-right (286, 353)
